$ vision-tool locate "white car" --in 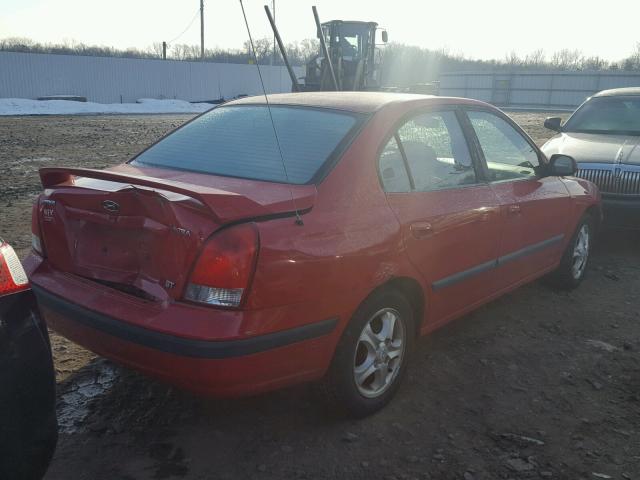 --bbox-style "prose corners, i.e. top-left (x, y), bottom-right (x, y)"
top-left (542, 87), bottom-right (640, 228)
